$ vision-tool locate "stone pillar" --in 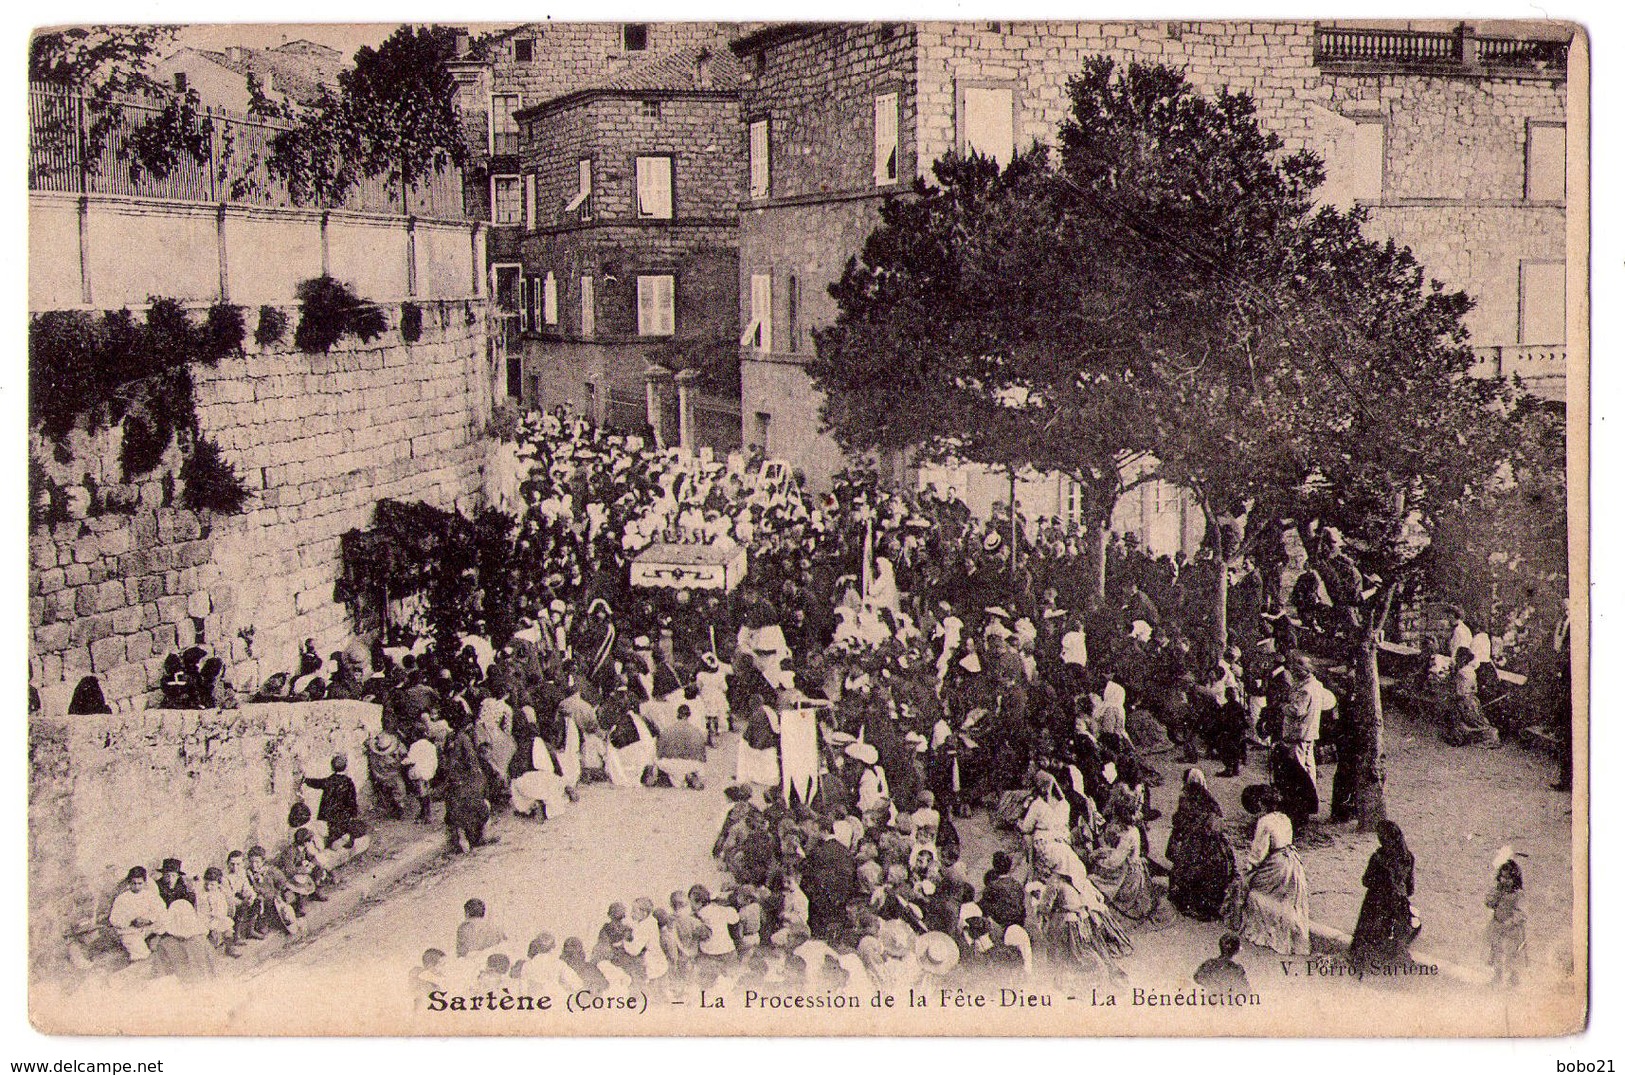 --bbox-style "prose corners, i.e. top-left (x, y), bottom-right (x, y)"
top-left (644, 364), bottom-right (674, 449)
top-left (675, 367), bottom-right (700, 453)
